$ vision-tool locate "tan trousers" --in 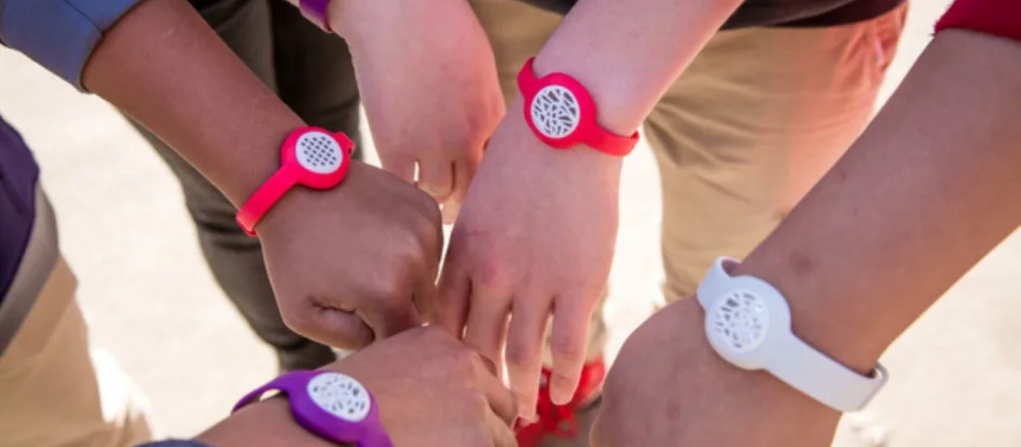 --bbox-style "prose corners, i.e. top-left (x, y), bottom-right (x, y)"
top-left (469, 0), bottom-right (908, 360)
top-left (0, 192), bottom-right (152, 447)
